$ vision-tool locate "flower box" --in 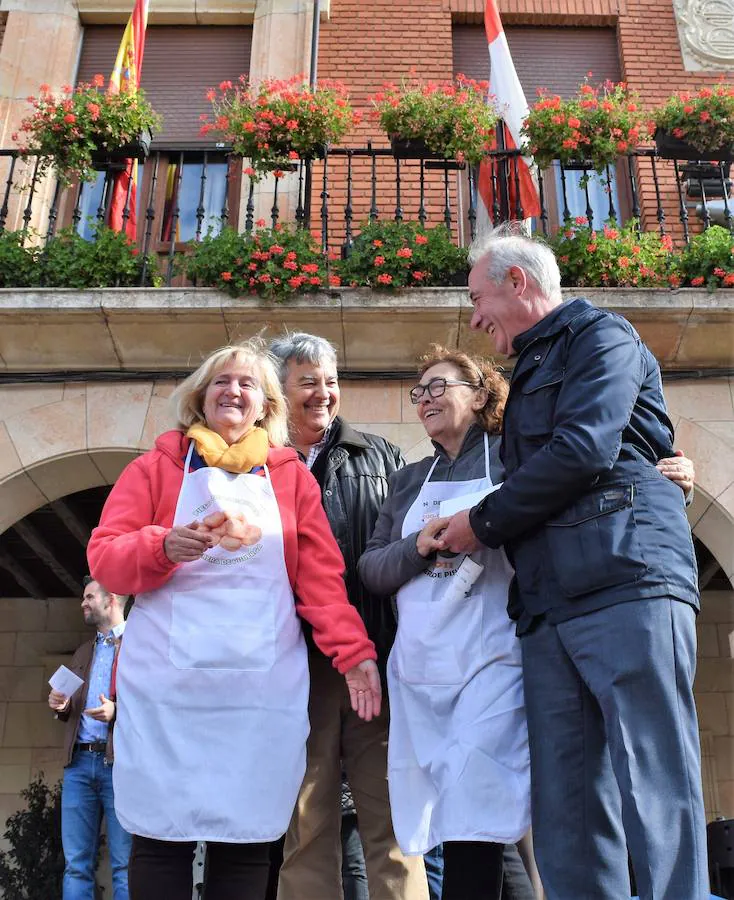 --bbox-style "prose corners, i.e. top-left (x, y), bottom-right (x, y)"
top-left (202, 77), bottom-right (355, 181)
top-left (389, 137), bottom-right (466, 170)
top-left (302, 142), bottom-right (327, 161)
top-left (390, 136), bottom-right (442, 160)
top-left (522, 80), bottom-right (645, 174)
top-left (15, 78), bottom-right (160, 185)
top-left (655, 129), bottom-right (734, 162)
top-left (560, 159), bottom-right (596, 171)
top-left (91, 128), bottom-right (153, 167)
top-left (372, 77), bottom-right (498, 168)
